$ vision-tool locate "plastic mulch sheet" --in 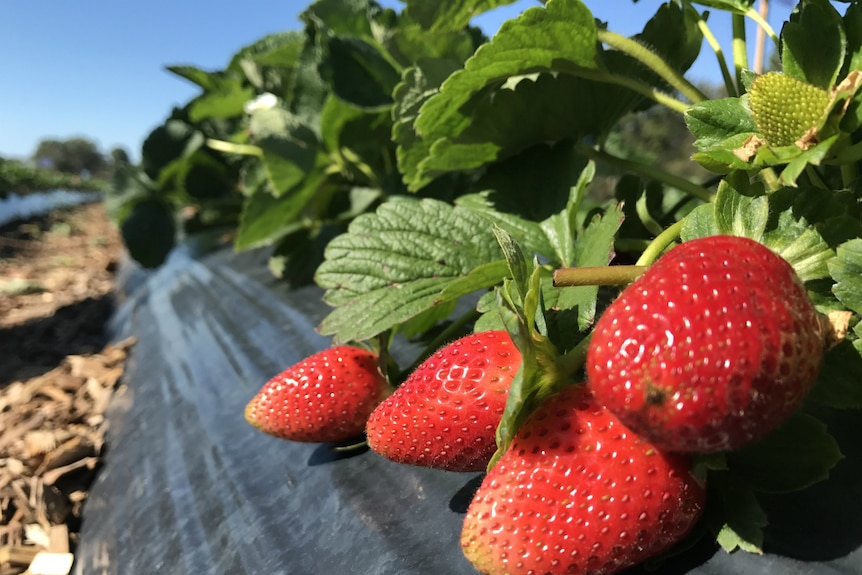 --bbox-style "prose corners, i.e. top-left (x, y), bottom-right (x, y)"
top-left (73, 245), bottom-right (862, 575)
